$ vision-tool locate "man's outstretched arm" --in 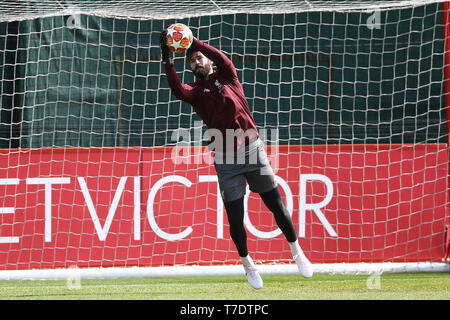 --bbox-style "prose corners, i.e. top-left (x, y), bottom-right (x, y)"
top-left (160, 30), bottom-right (196, 103)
